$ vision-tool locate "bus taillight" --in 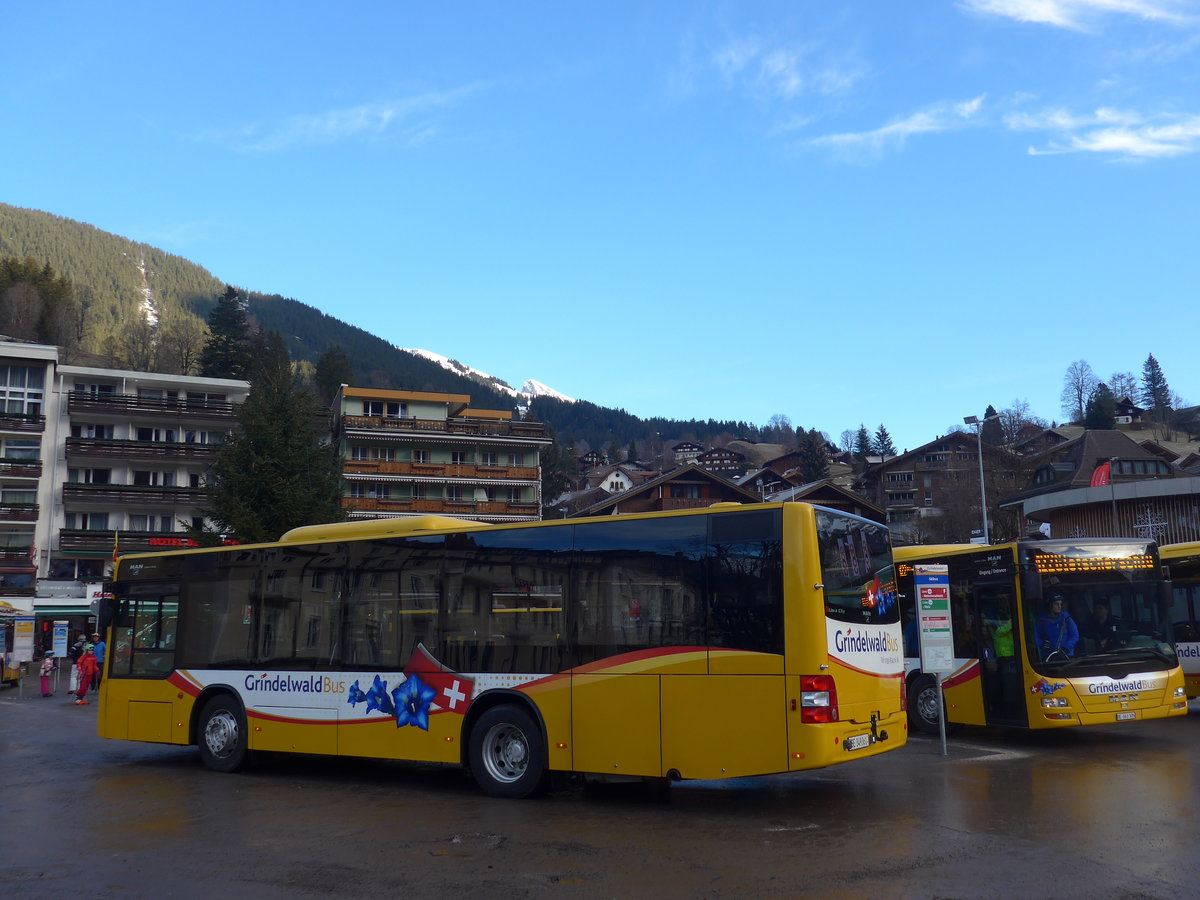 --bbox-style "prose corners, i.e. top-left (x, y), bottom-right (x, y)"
top-left (801, 675), bottom-right (839, 723)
